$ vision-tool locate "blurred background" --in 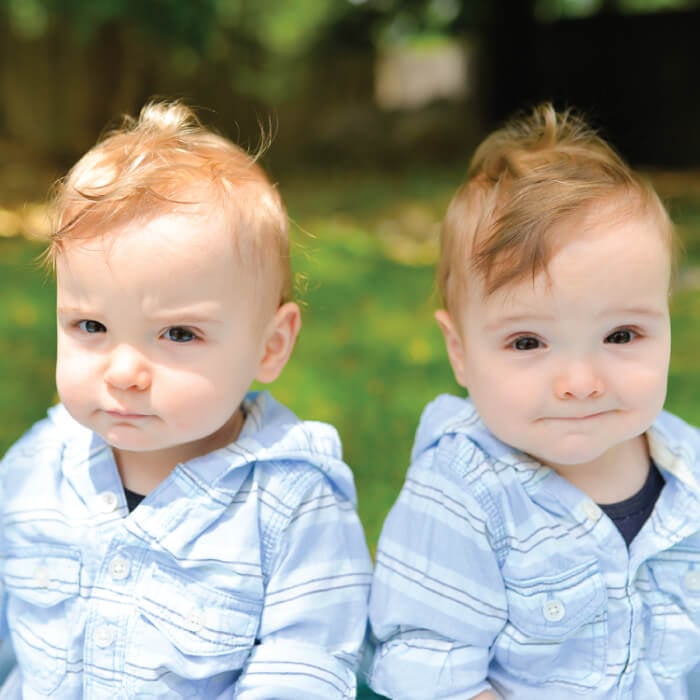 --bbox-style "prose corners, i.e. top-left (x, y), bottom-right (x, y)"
top-left (3, 1), bottom-right (700, 694)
